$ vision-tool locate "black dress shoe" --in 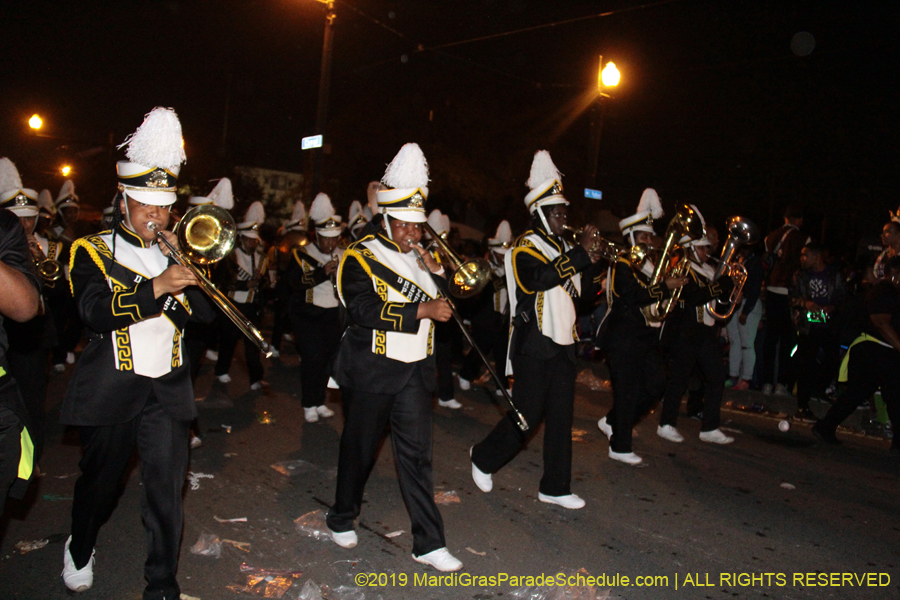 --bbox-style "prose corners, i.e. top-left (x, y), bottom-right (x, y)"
top-left (811, 422), bottom-right (841, 446)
